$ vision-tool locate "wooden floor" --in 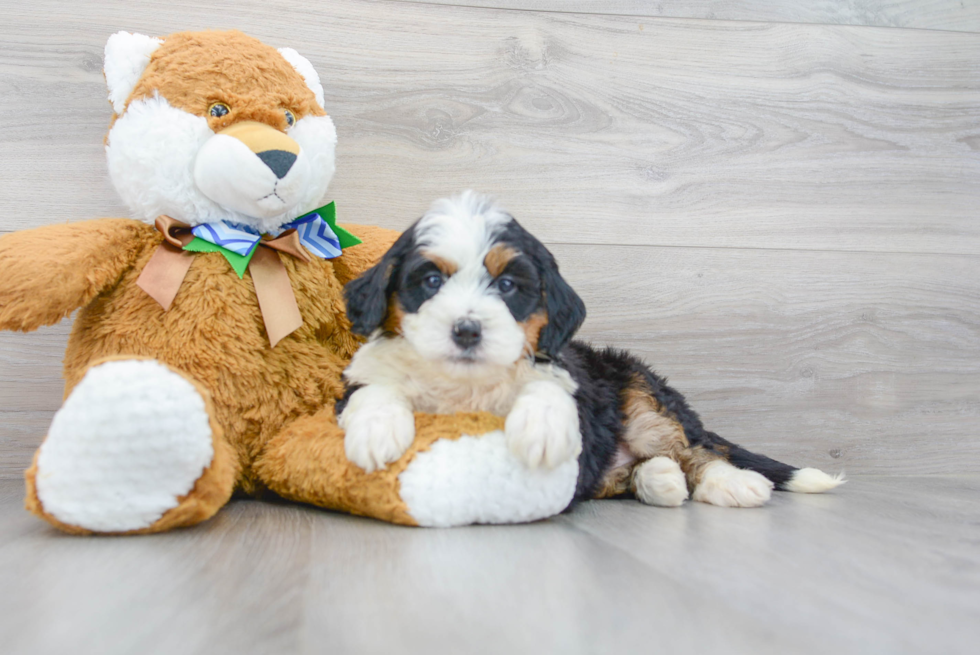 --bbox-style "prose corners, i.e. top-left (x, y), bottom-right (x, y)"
top-left (1, 0), bottom-right (979, 653)
top-left (1, 475), bottom-right (978, 655)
